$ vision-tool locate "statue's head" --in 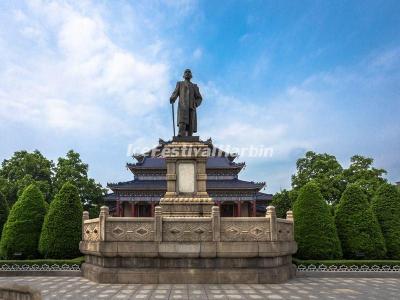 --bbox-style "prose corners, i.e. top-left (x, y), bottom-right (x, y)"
top-left (183, 69), bottom-right (192, 80)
